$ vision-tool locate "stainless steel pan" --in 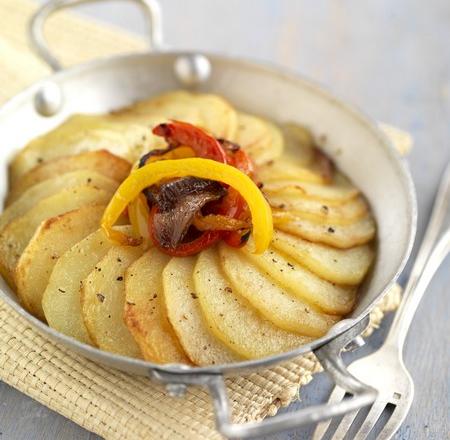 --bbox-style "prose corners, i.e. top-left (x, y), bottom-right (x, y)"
top-left (0, 0), bottom-right (417, 437)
